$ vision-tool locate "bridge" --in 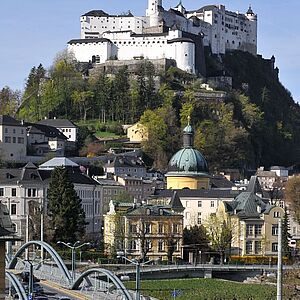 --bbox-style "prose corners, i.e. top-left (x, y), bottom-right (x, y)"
top-left (5, 240), bottom-right (297, 299)
top-left (6, 241), bottom-right (135, 300)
